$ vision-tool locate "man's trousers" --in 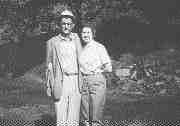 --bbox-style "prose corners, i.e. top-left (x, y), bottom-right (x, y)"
top-left (80, 74), bottom-right (106, 126)
top-left (55, 75), bottom-right (81, 126)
